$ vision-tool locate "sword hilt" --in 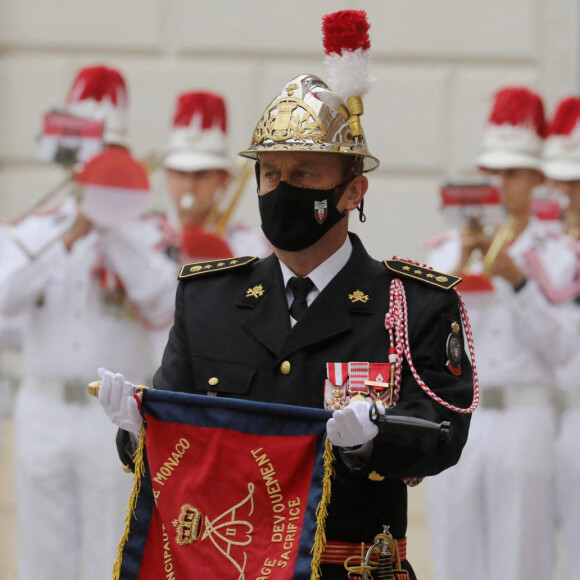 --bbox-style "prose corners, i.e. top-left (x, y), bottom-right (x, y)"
top-left (369, 403), bottom-right (454, 445)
